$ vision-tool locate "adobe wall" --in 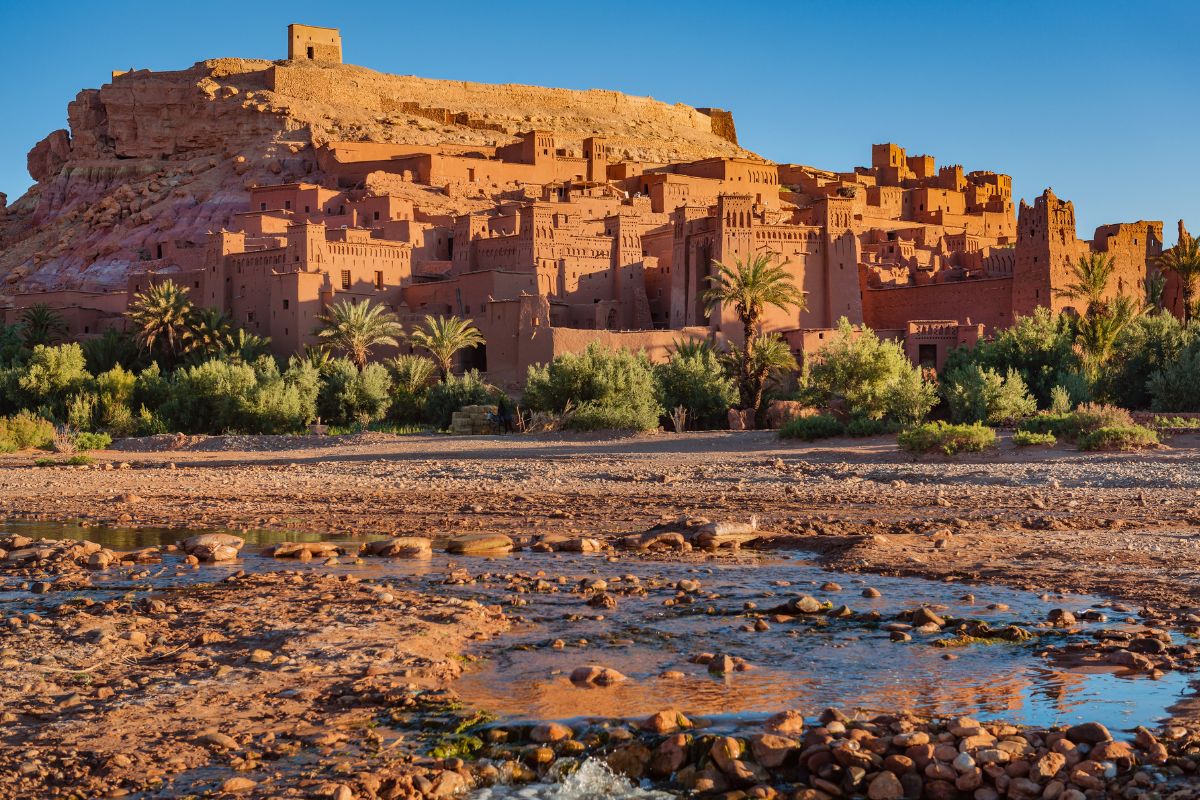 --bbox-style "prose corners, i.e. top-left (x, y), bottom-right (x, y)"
top-left (287, 24), bottom-right (342, 63)
top-left (861, 277), bottom-right (1015, 333)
